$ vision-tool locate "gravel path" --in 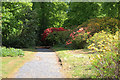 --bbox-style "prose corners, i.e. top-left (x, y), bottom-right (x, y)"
top-left (15, 49), bottom-right (64, 78)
